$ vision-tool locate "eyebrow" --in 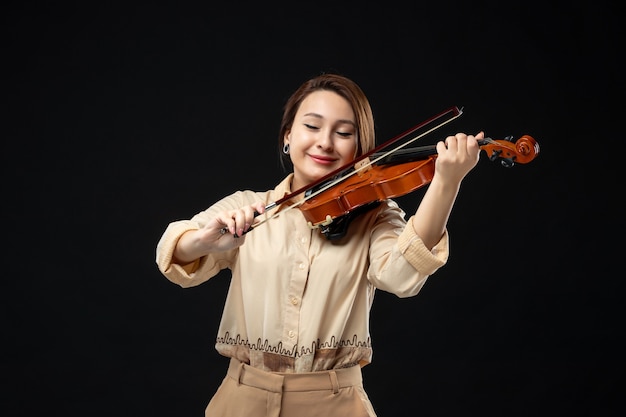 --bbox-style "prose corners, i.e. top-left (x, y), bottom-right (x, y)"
top-left (303, 112), bottom-right (356, 126)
